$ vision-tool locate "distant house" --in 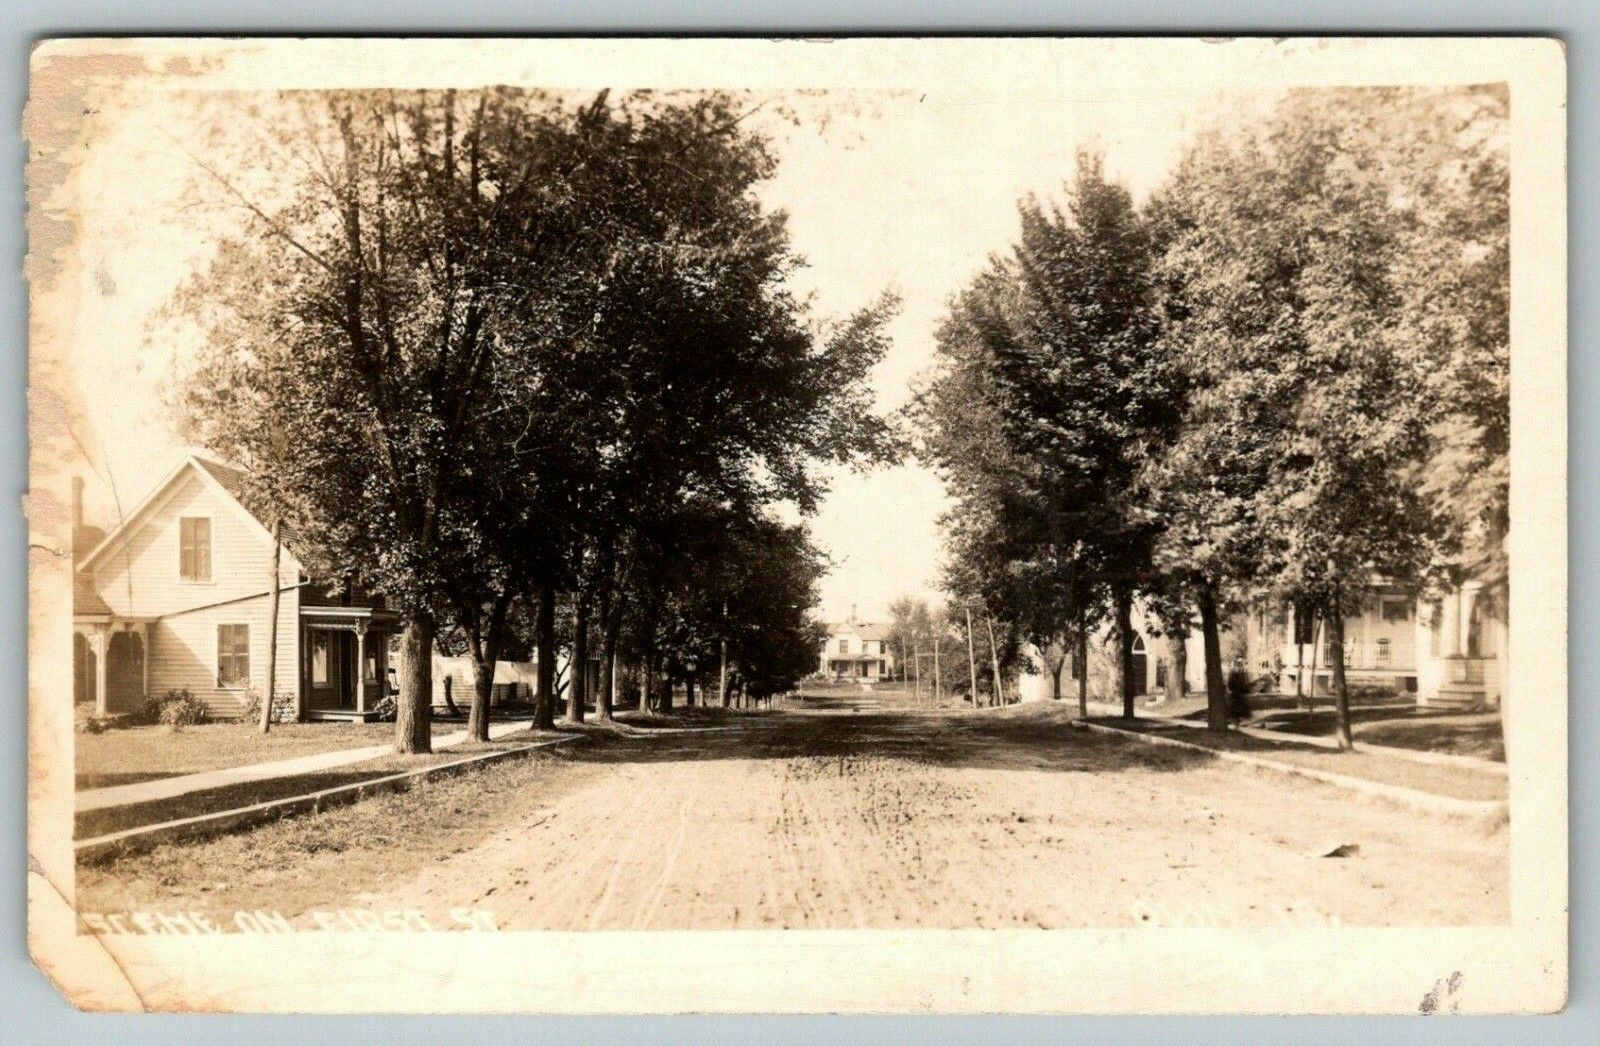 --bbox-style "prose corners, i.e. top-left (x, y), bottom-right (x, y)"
top-left (818, 616), bottom-right (895, 682)
top-left (72, 456), bottom-right (398, 721)
top-left (1015, 581), bottom-right (1502, 710)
